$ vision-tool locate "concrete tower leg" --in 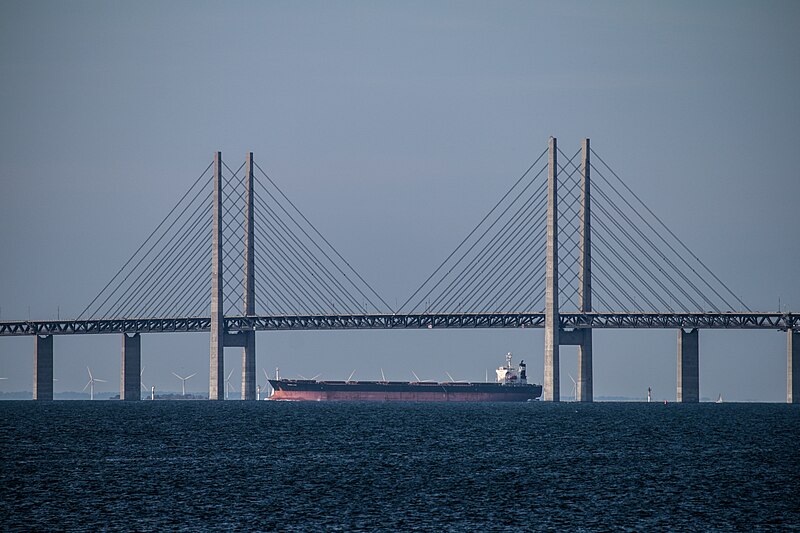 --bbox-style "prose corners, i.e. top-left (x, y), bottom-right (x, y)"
top-left (242, 332), bottom-right (255, 400)
top-left (241, 152), bottom-right (257, 400)
top-left (577, 334), bottom-right (593, 402)
top-left (544, 137), bottom-right (560, 402)
top-left (577, 138), bottom-right (593, 402)
top-left (677, 328), bottom-right (699, 402)
top-left (789, 329), bottom-right (799, 404)
top-left (120, 333), bottom-right (141, 401)
top-left (210, 151), bottom-right (225, 400)
top-left (33, 335), bottom-right (53, 401)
